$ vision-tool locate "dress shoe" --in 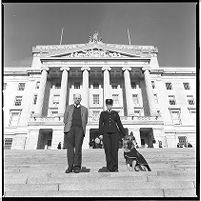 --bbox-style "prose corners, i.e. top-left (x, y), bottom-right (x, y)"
top-left (65, 167), bottom-right (73, 173)
top-left (74, 168), bottom-right (80, 173)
